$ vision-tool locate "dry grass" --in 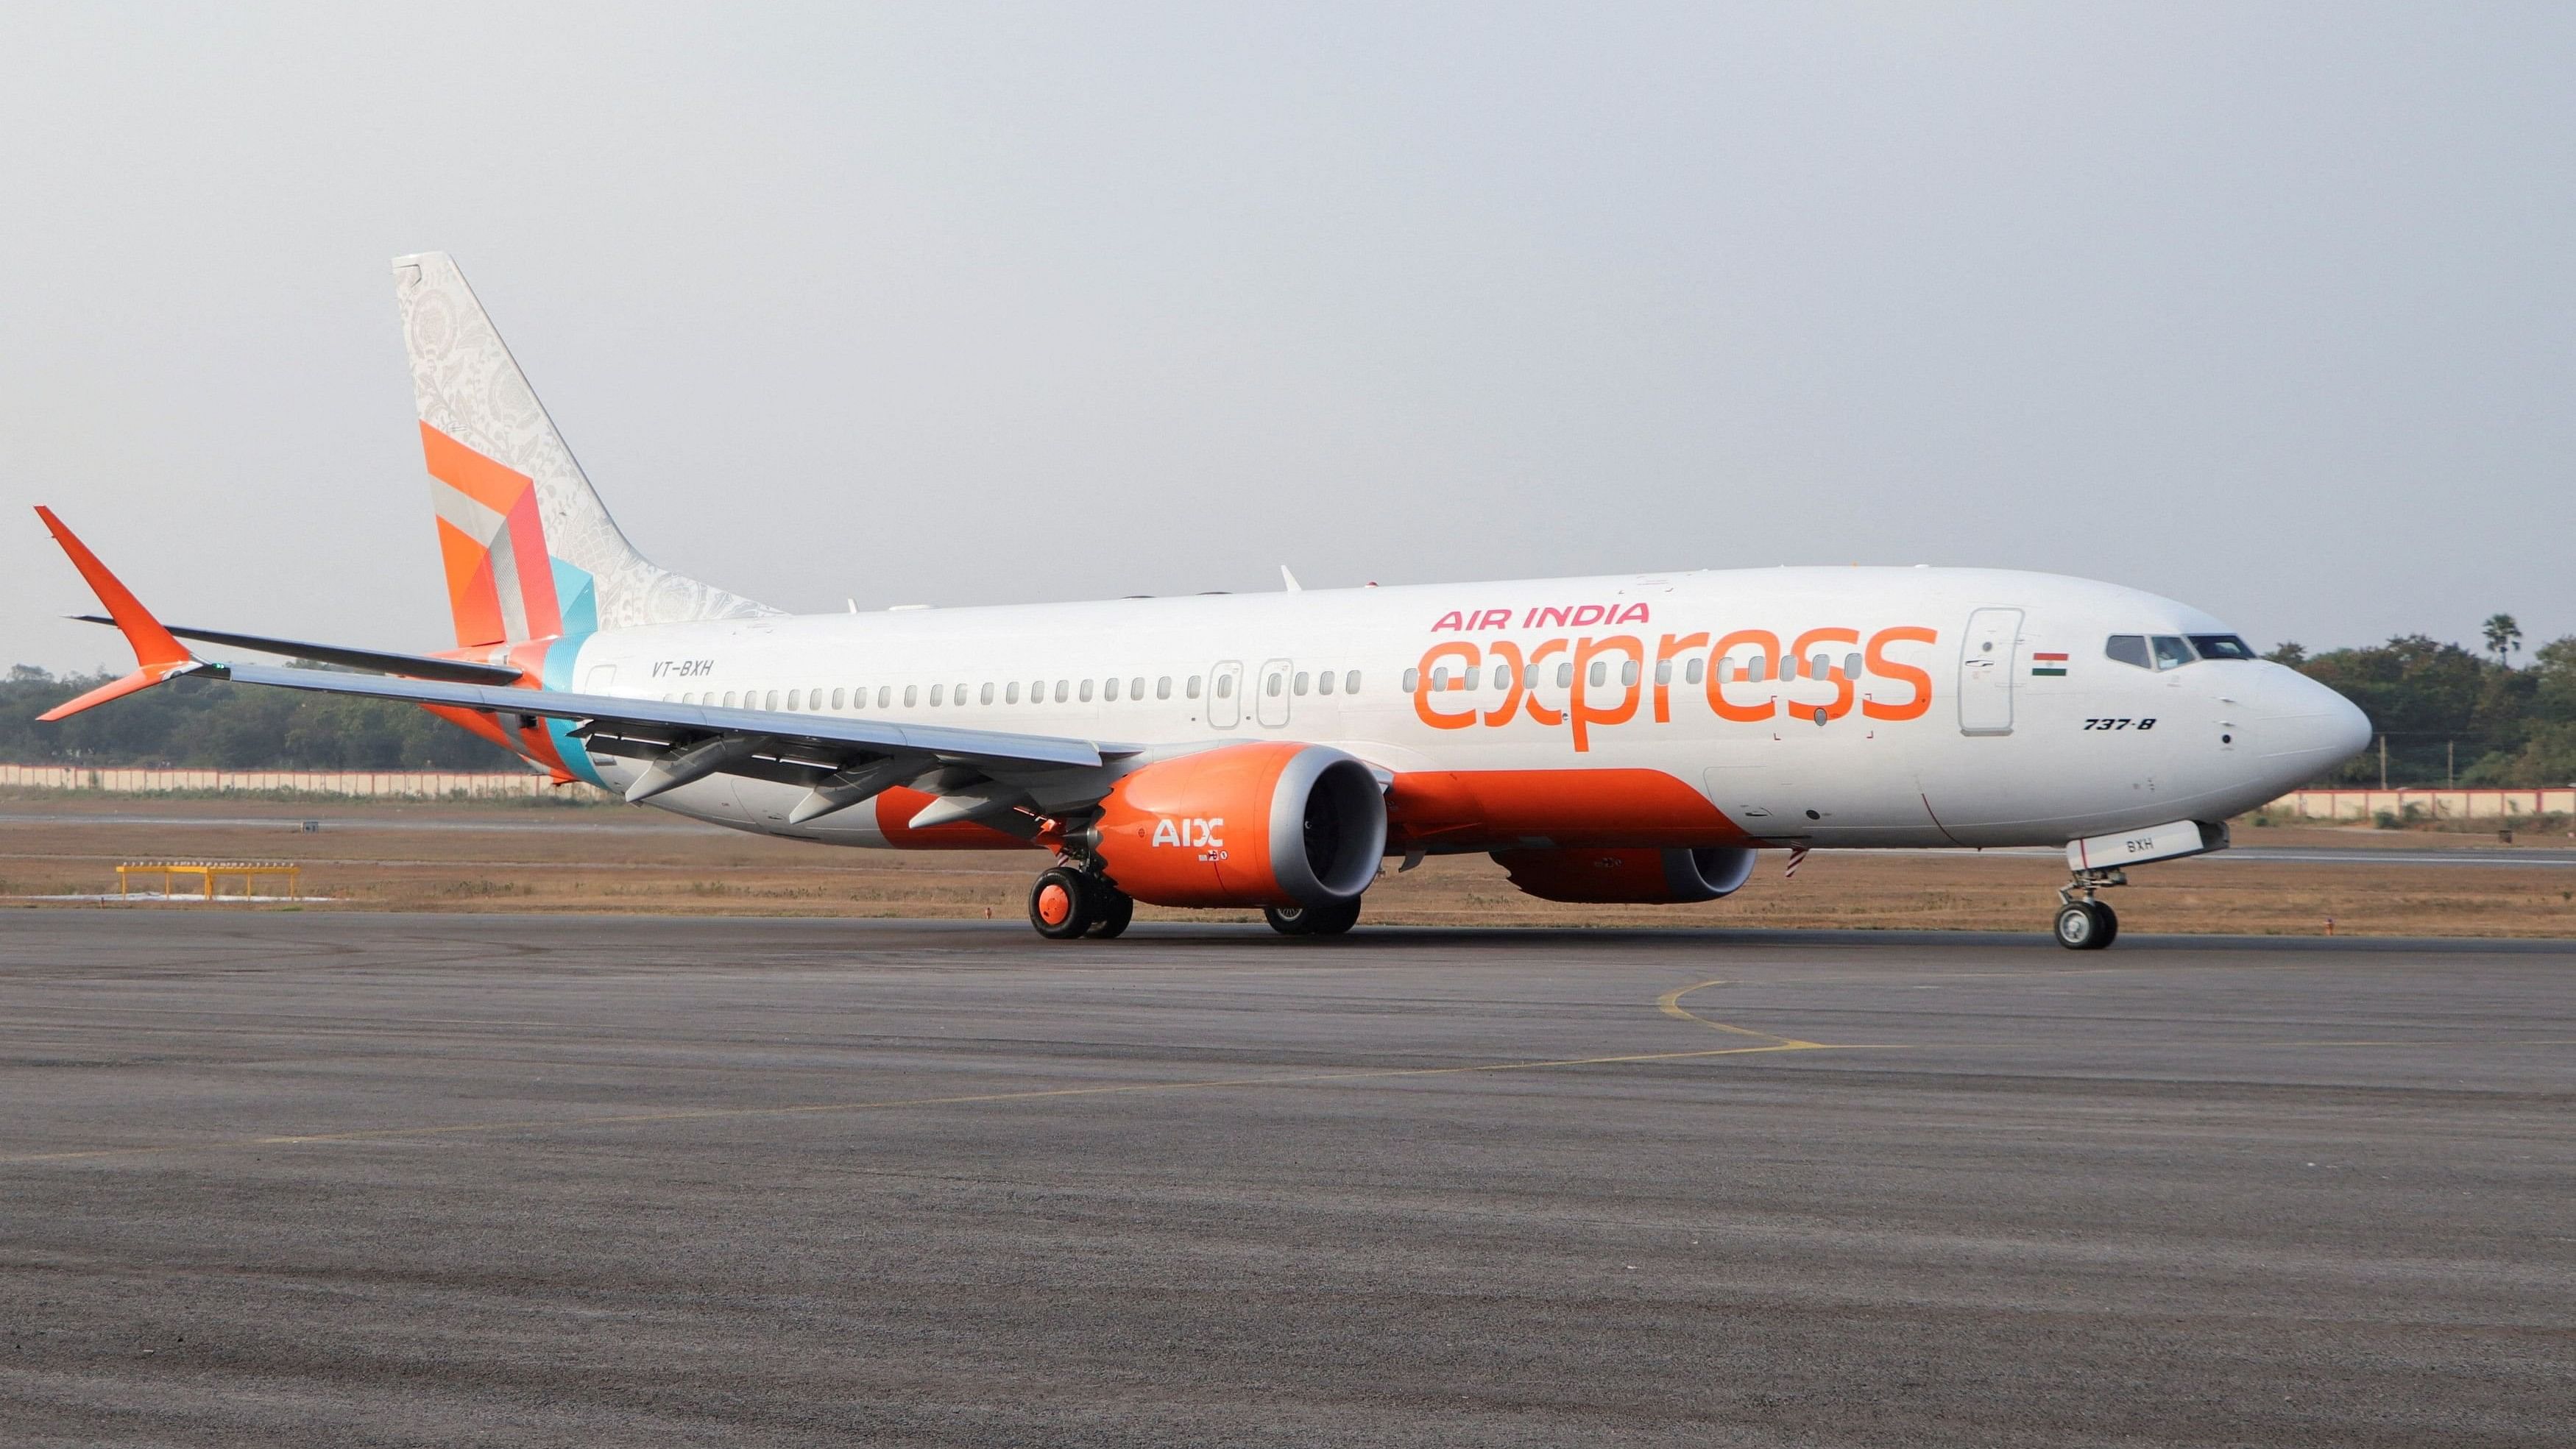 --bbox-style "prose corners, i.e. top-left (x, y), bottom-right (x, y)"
top-left (5, 797), bottom-right (2573, 938)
